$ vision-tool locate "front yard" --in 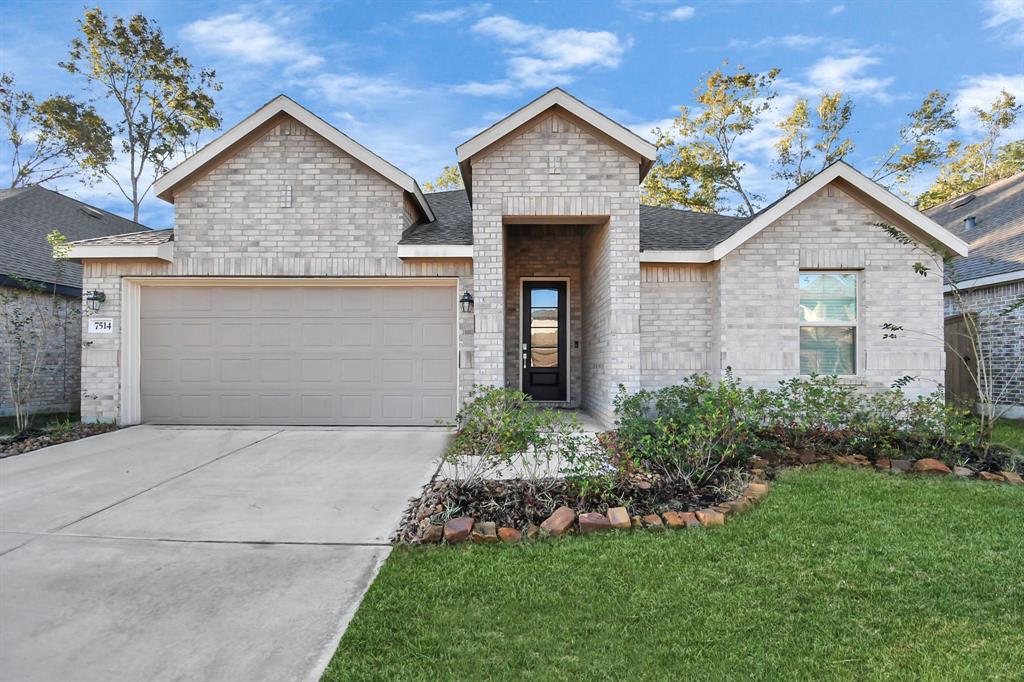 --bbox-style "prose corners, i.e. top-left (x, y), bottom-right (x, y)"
top-left (324, 465), bottom-right (1023, 681)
